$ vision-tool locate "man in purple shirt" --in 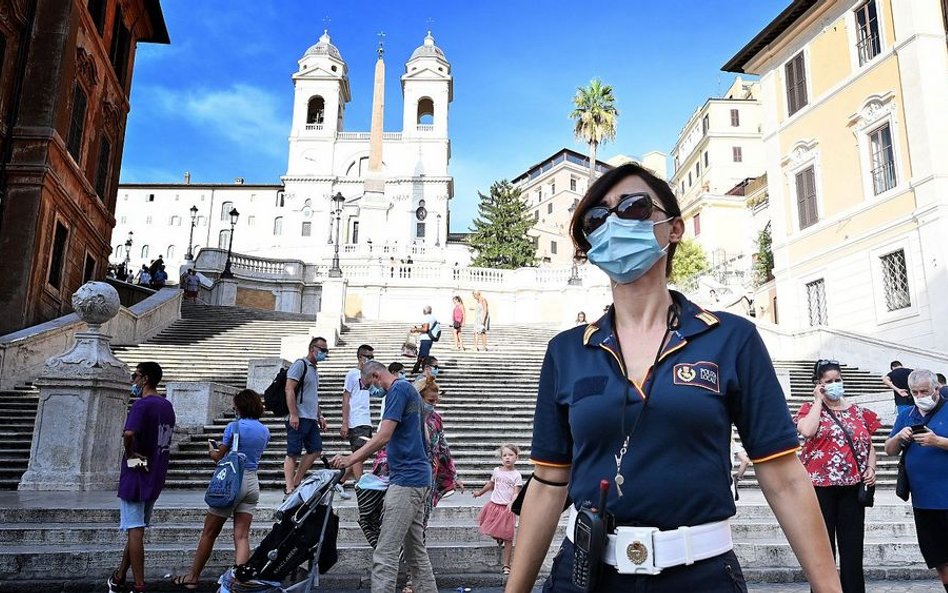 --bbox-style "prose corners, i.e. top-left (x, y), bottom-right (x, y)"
top-left (108, 362), bottom-right (176, 593)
